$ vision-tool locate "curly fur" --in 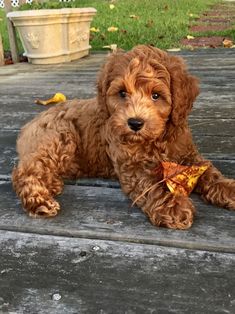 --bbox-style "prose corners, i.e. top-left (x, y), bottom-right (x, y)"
top-left (12, 45), bottom-right (235, 229)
